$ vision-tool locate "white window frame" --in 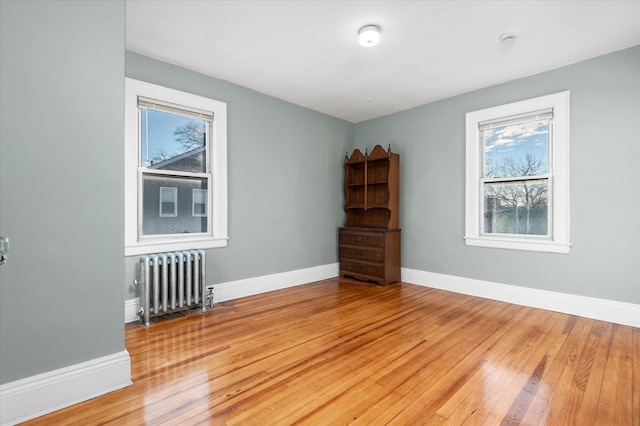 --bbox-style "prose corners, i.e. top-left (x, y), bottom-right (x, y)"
top-left (192, 188), bottom-right (208, 217)
top-left (464, 91), bottom-right (571, 254)
top-left (159, 187), bottom-right (178, 217)
top-left (125, 78), bottom-right (228, 256)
